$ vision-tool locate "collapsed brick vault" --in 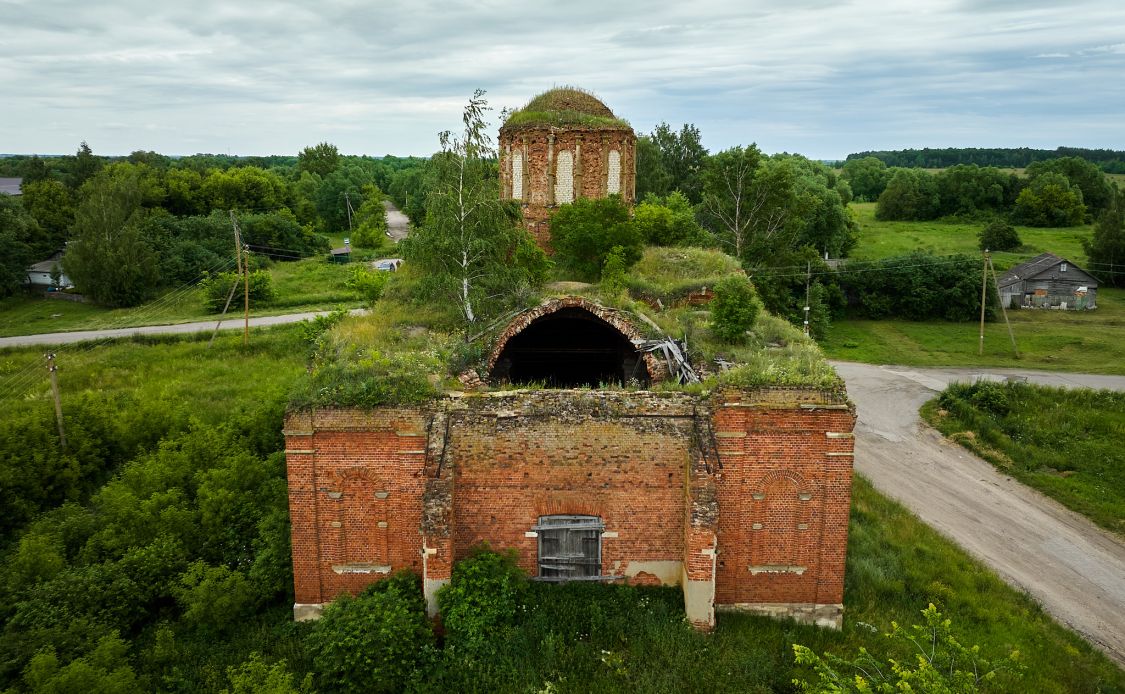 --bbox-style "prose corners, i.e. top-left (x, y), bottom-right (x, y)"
top-left (285, 300), bottom-right (857, 629)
